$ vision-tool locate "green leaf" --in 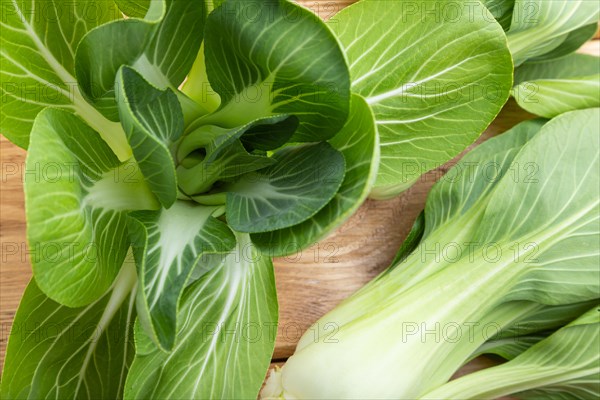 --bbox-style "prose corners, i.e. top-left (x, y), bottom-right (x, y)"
top-left (142, 0), bottom-right (206, 86)
top-left (252, 94), bottom-right (379, 256)
top-left (198, 0), bottom-right (350, 142)
top-left (471, 301), bottom-right (597, 361)
top-left (491, 301), bottom-right (599, 341)
top-left (476, 108), bottom-right (600, 305)
top-left (0, 262), bottom-right (137, 399)
top-left (25, 108), bottom-right (158, 306)
top-left (423, 307), bottom-right (600, 400)
top-left (382, 119), bottom-right (545, 279)
top-left (128, 200), bottom-right (236, 351)
top-left (530, 23), bottom-right (598, 62)
top-left (117, 66), bottom-right (183, 207)
top-left (423, 118), bottom-right (545, 237)
top-left (512, 54), bottom-right (600, 118)
top-left (481, 0), bottom-right (515, 30)
top-left (368, 119), bottom-right (544, 296)
top-left (386, 212), bottom-right (426, 270)
top-left (179, 42), bottom-right (221, 113)
top-left (75, 0), bottom-right (206, 119)
top-left (177, 115), bottom-right (298, 196)
top-left (0, 0), bottom-right (125, 150)
top-left (226, 142), bottom-right (346, 233)
top-left (507, 0), bottom-right (600, 65)
top-left (124, 234), bottom-right (277, 399)
top-left (514, 54), bottom-right (600, 84)
top-left (328, 0), bottom-right (513, 198)
top-left (207, 0), bottom-right (225, 11)
top-left (114, 0), bottom-right (152, 18)
top-left (76, 19), bottom-right (154, 120)
top-left (475, 334), bottom-right (547, 361)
